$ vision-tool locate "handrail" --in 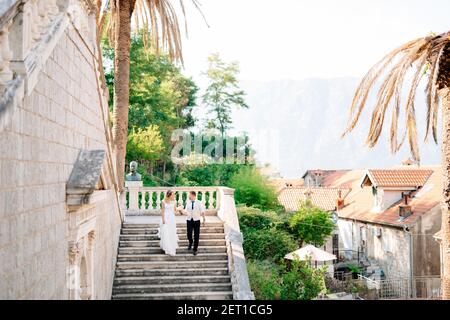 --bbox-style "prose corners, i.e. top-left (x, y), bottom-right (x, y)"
top-left (217, 187), bottom-right (255, 300)
top-left (357, 274), bottom-right (380, 290)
